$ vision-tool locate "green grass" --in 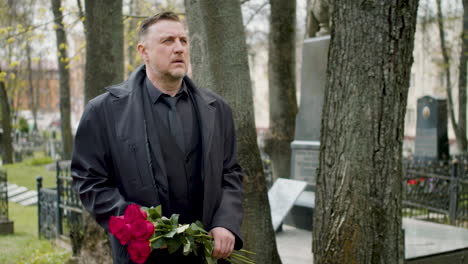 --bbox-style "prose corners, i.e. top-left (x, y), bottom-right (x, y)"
top-left (1, 153), bottom-right (55, 190)
top-left (0, 203), bottom-right (70, 264)
top-left (0, 153), bottom-right (70, 263)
